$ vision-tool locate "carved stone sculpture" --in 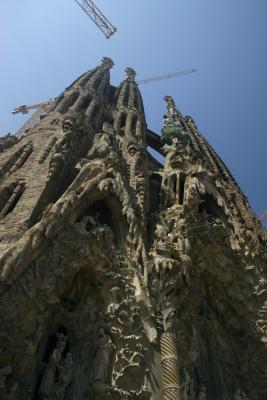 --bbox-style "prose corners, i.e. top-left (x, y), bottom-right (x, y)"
top-left (54, 353), bottom-right (73, 399)
top-left (233, 389), bottom-right (249, 400)
top-left (39, 334), bottom-right (66, 398)
top-left (0, 133), bottom-right (18, 153)
top-left (93, 328), bottom-right (113, 384)
top-left (0, 365), bottom-right (13, 398)
top-left (197, 386), bottom-right (207, 400)
top-left (182, 368), bottom-right (195, 400)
